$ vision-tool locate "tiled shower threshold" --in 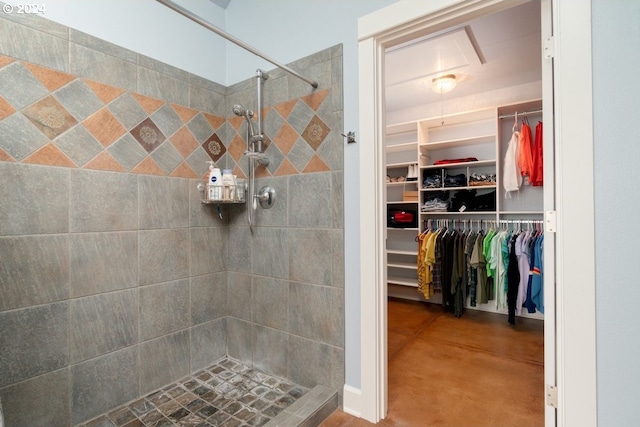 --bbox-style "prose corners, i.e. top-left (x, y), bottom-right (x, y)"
top-left (79, 357), bottom-right (337, 427)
